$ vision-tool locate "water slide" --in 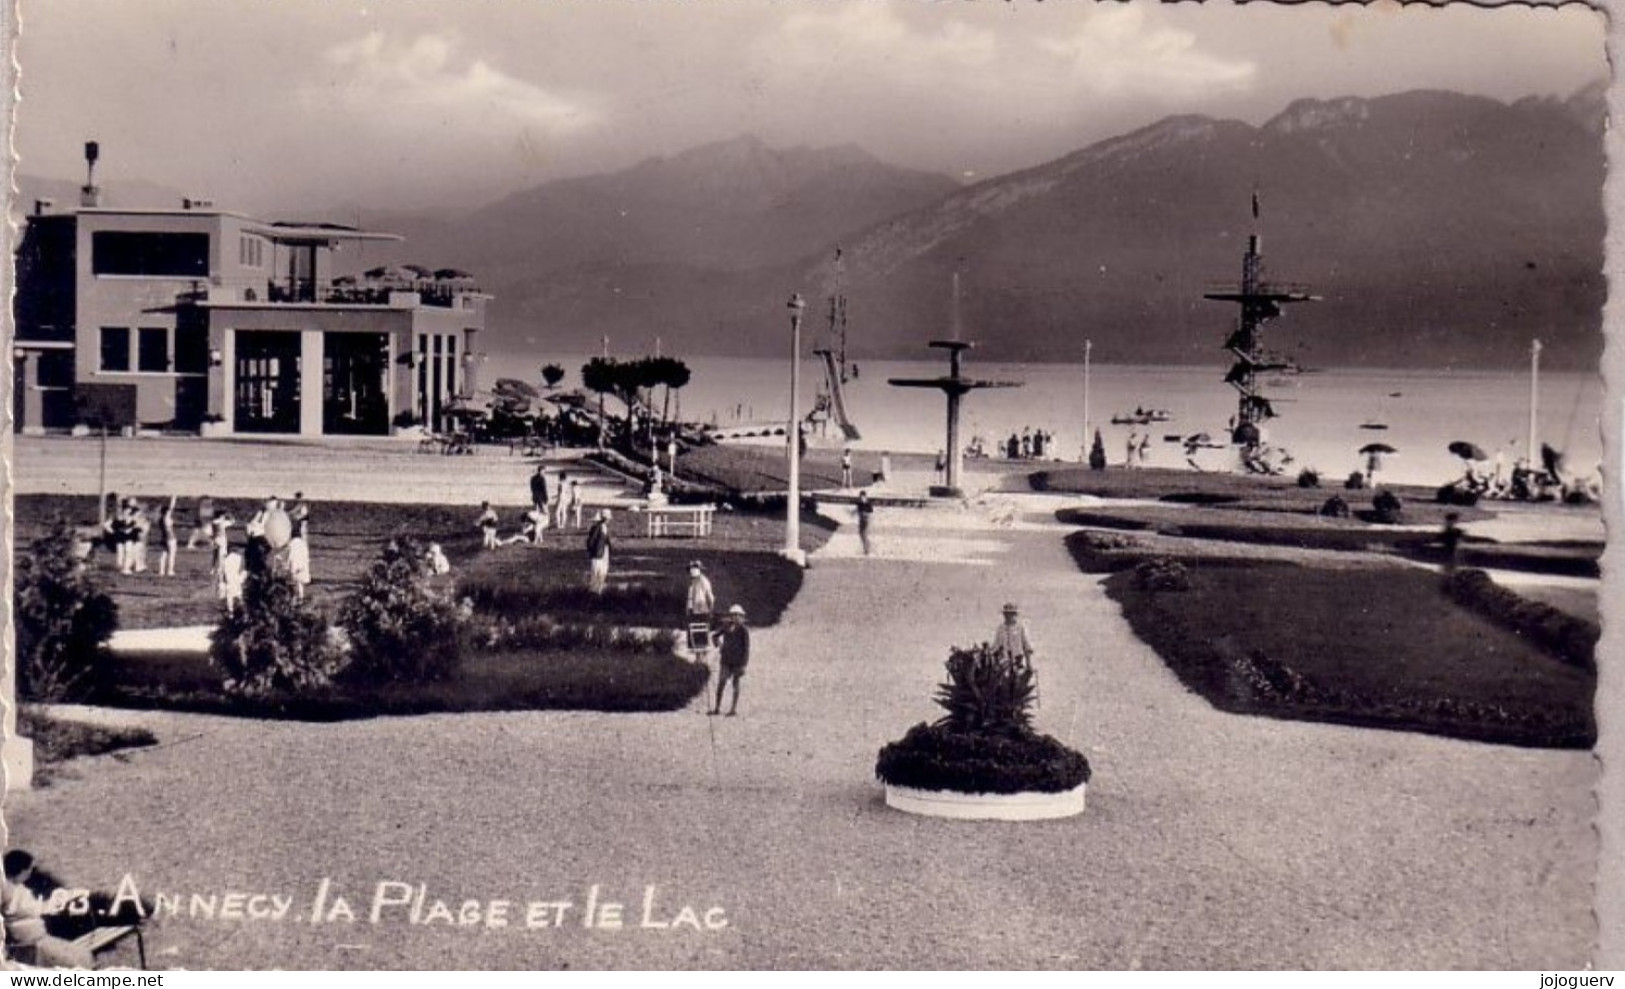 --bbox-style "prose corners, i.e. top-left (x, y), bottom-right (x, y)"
top-left (814, 349), bottom-right (861, 441)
